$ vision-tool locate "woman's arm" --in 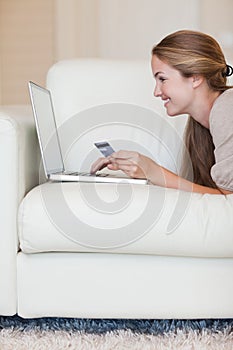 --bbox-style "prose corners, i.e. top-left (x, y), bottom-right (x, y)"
top-left (104, 150), bottom-right (232, 195)
top-left (149, 164), bottom-right (232, 194)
